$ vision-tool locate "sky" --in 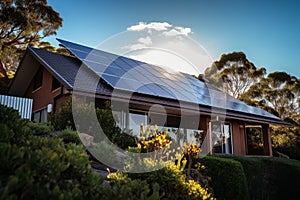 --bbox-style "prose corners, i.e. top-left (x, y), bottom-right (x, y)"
top-left (46, 0), bottom-right (300, 78)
